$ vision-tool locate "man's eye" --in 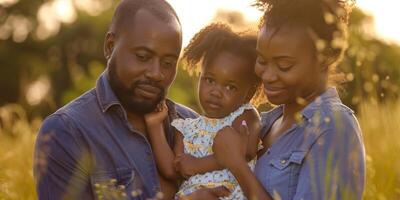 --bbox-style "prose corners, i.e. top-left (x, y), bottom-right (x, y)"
top-left (256, 56), bottom-right (267, 65)
top-left (162, 60), bottom-right (176, 68)
top-left (136, 54), bottom-right (149, 61)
